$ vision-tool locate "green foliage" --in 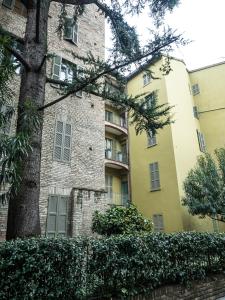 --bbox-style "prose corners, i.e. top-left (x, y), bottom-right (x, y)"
top-left (183, 149), bottom-right (225, 223)
top-left (1, 233), bottom-right (225, 299)
top-left (92, 205), bottom-right (153, 236)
